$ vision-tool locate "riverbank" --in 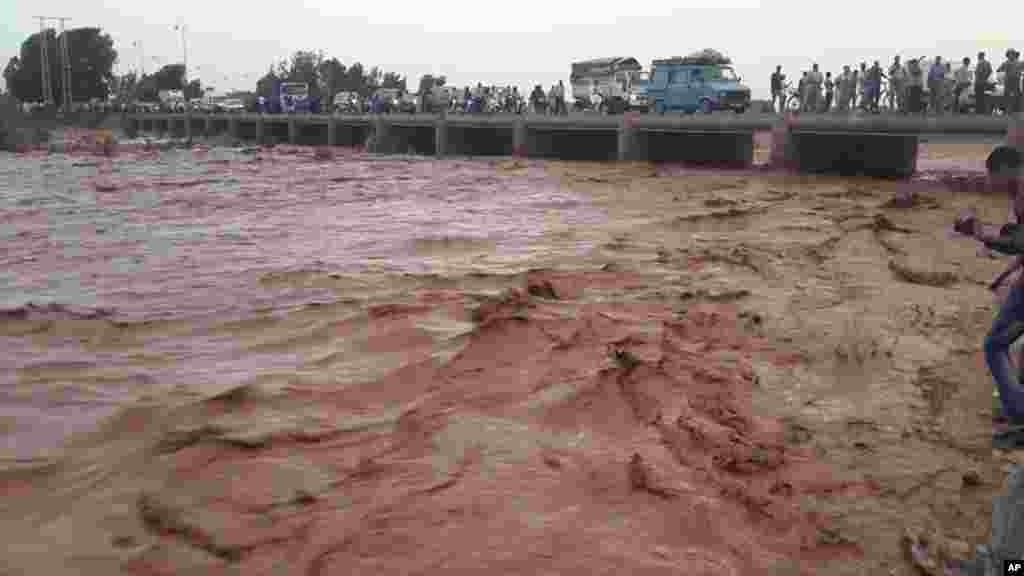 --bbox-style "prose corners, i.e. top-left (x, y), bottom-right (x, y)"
top-left (0, 139), bottom-right (1013, 575)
